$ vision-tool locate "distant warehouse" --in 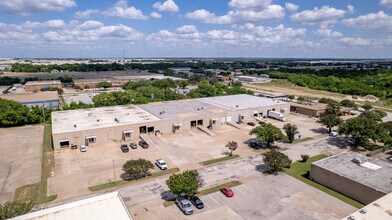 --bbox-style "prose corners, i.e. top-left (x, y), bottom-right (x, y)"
top-left (24, 80), bottom-right (62, 92)
top-left (51, 94), bottom-right (289, 149)
top-left (310, 152), bottom-right (392, 205)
